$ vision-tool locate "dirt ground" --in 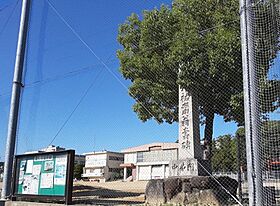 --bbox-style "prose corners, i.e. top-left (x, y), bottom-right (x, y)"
top-left (0, 180), bottom-right (148, 205)
top-left (72, 180), bottom-right (148, 205)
